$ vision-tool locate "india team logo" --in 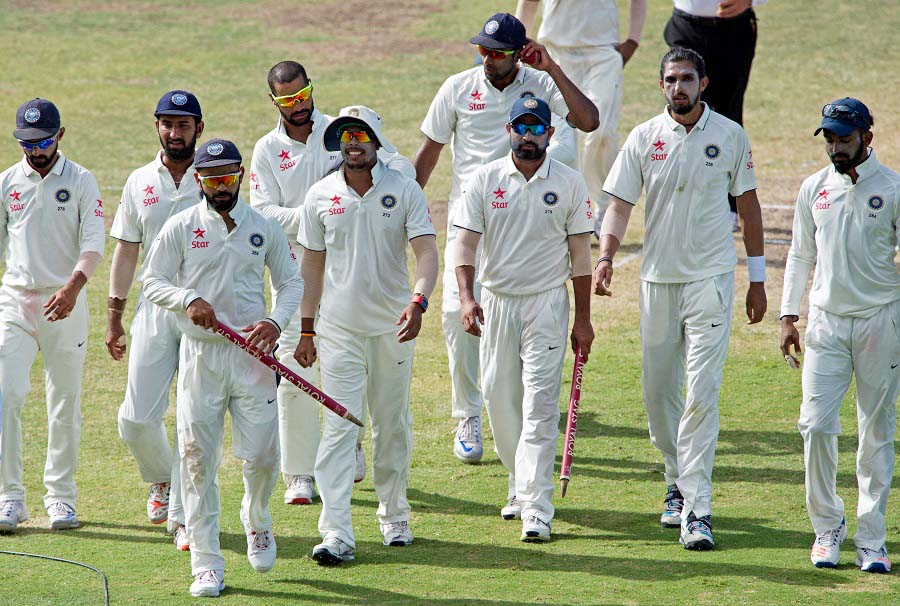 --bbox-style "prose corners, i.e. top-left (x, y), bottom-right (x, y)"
top-left (704, 144), bottom-right (721, 160)
top-left (171, 93), bottom-right (188, 106)
top-left (484, 20), bottom-right (500, 35)
top-left (207, 142), bottom-right (224, 156)
top-left (24, 108), bottom-right (41, 123)
top-left (868, 195), bottom-right (885, 211)
top-left (524, 99), bottom-right (539, 110)
top-left (55, 188), bottom-right (71, 203)
top-left (543, 191), bottom-right (559, 207)
top-left (381, 194), bottom-right (398, 210)
top-left (249, 233), bottom-right (265, 248)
